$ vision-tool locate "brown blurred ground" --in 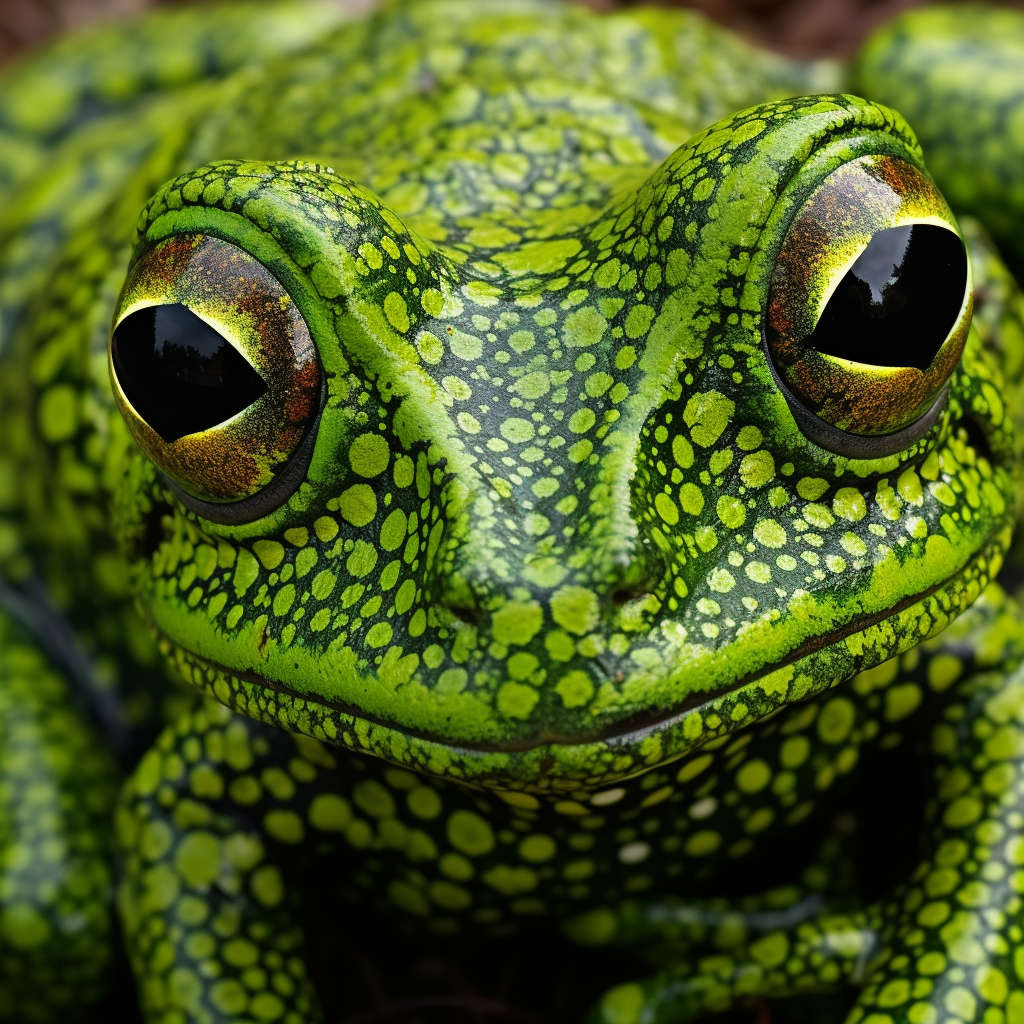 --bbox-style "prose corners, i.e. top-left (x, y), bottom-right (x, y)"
top-left (4, 0), bottom-right (1023, 65)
